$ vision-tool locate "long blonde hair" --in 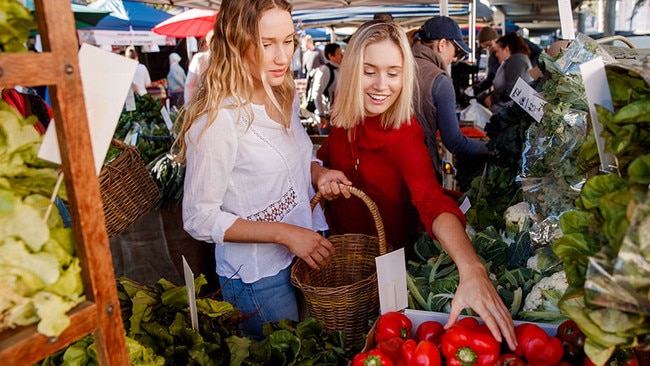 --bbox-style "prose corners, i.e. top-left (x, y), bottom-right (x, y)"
top-left (330, 20), bottom-right (415, 132)
top-left (173, 0), bottom-right (295, 163)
